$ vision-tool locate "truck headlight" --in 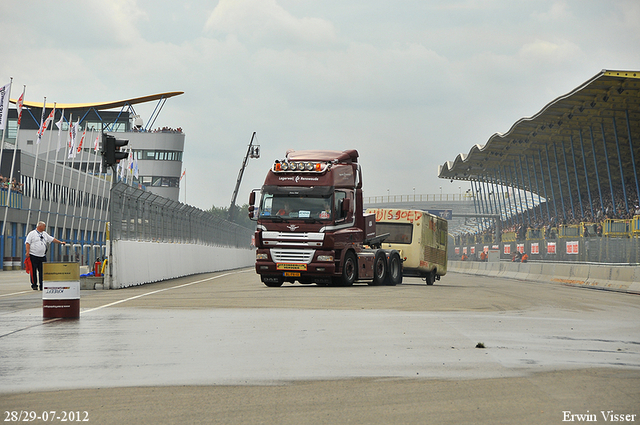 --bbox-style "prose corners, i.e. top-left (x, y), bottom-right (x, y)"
top-left (317, 255), bottom-right (333, 261)
top-left (256, 253), bottom-right (268, 260)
